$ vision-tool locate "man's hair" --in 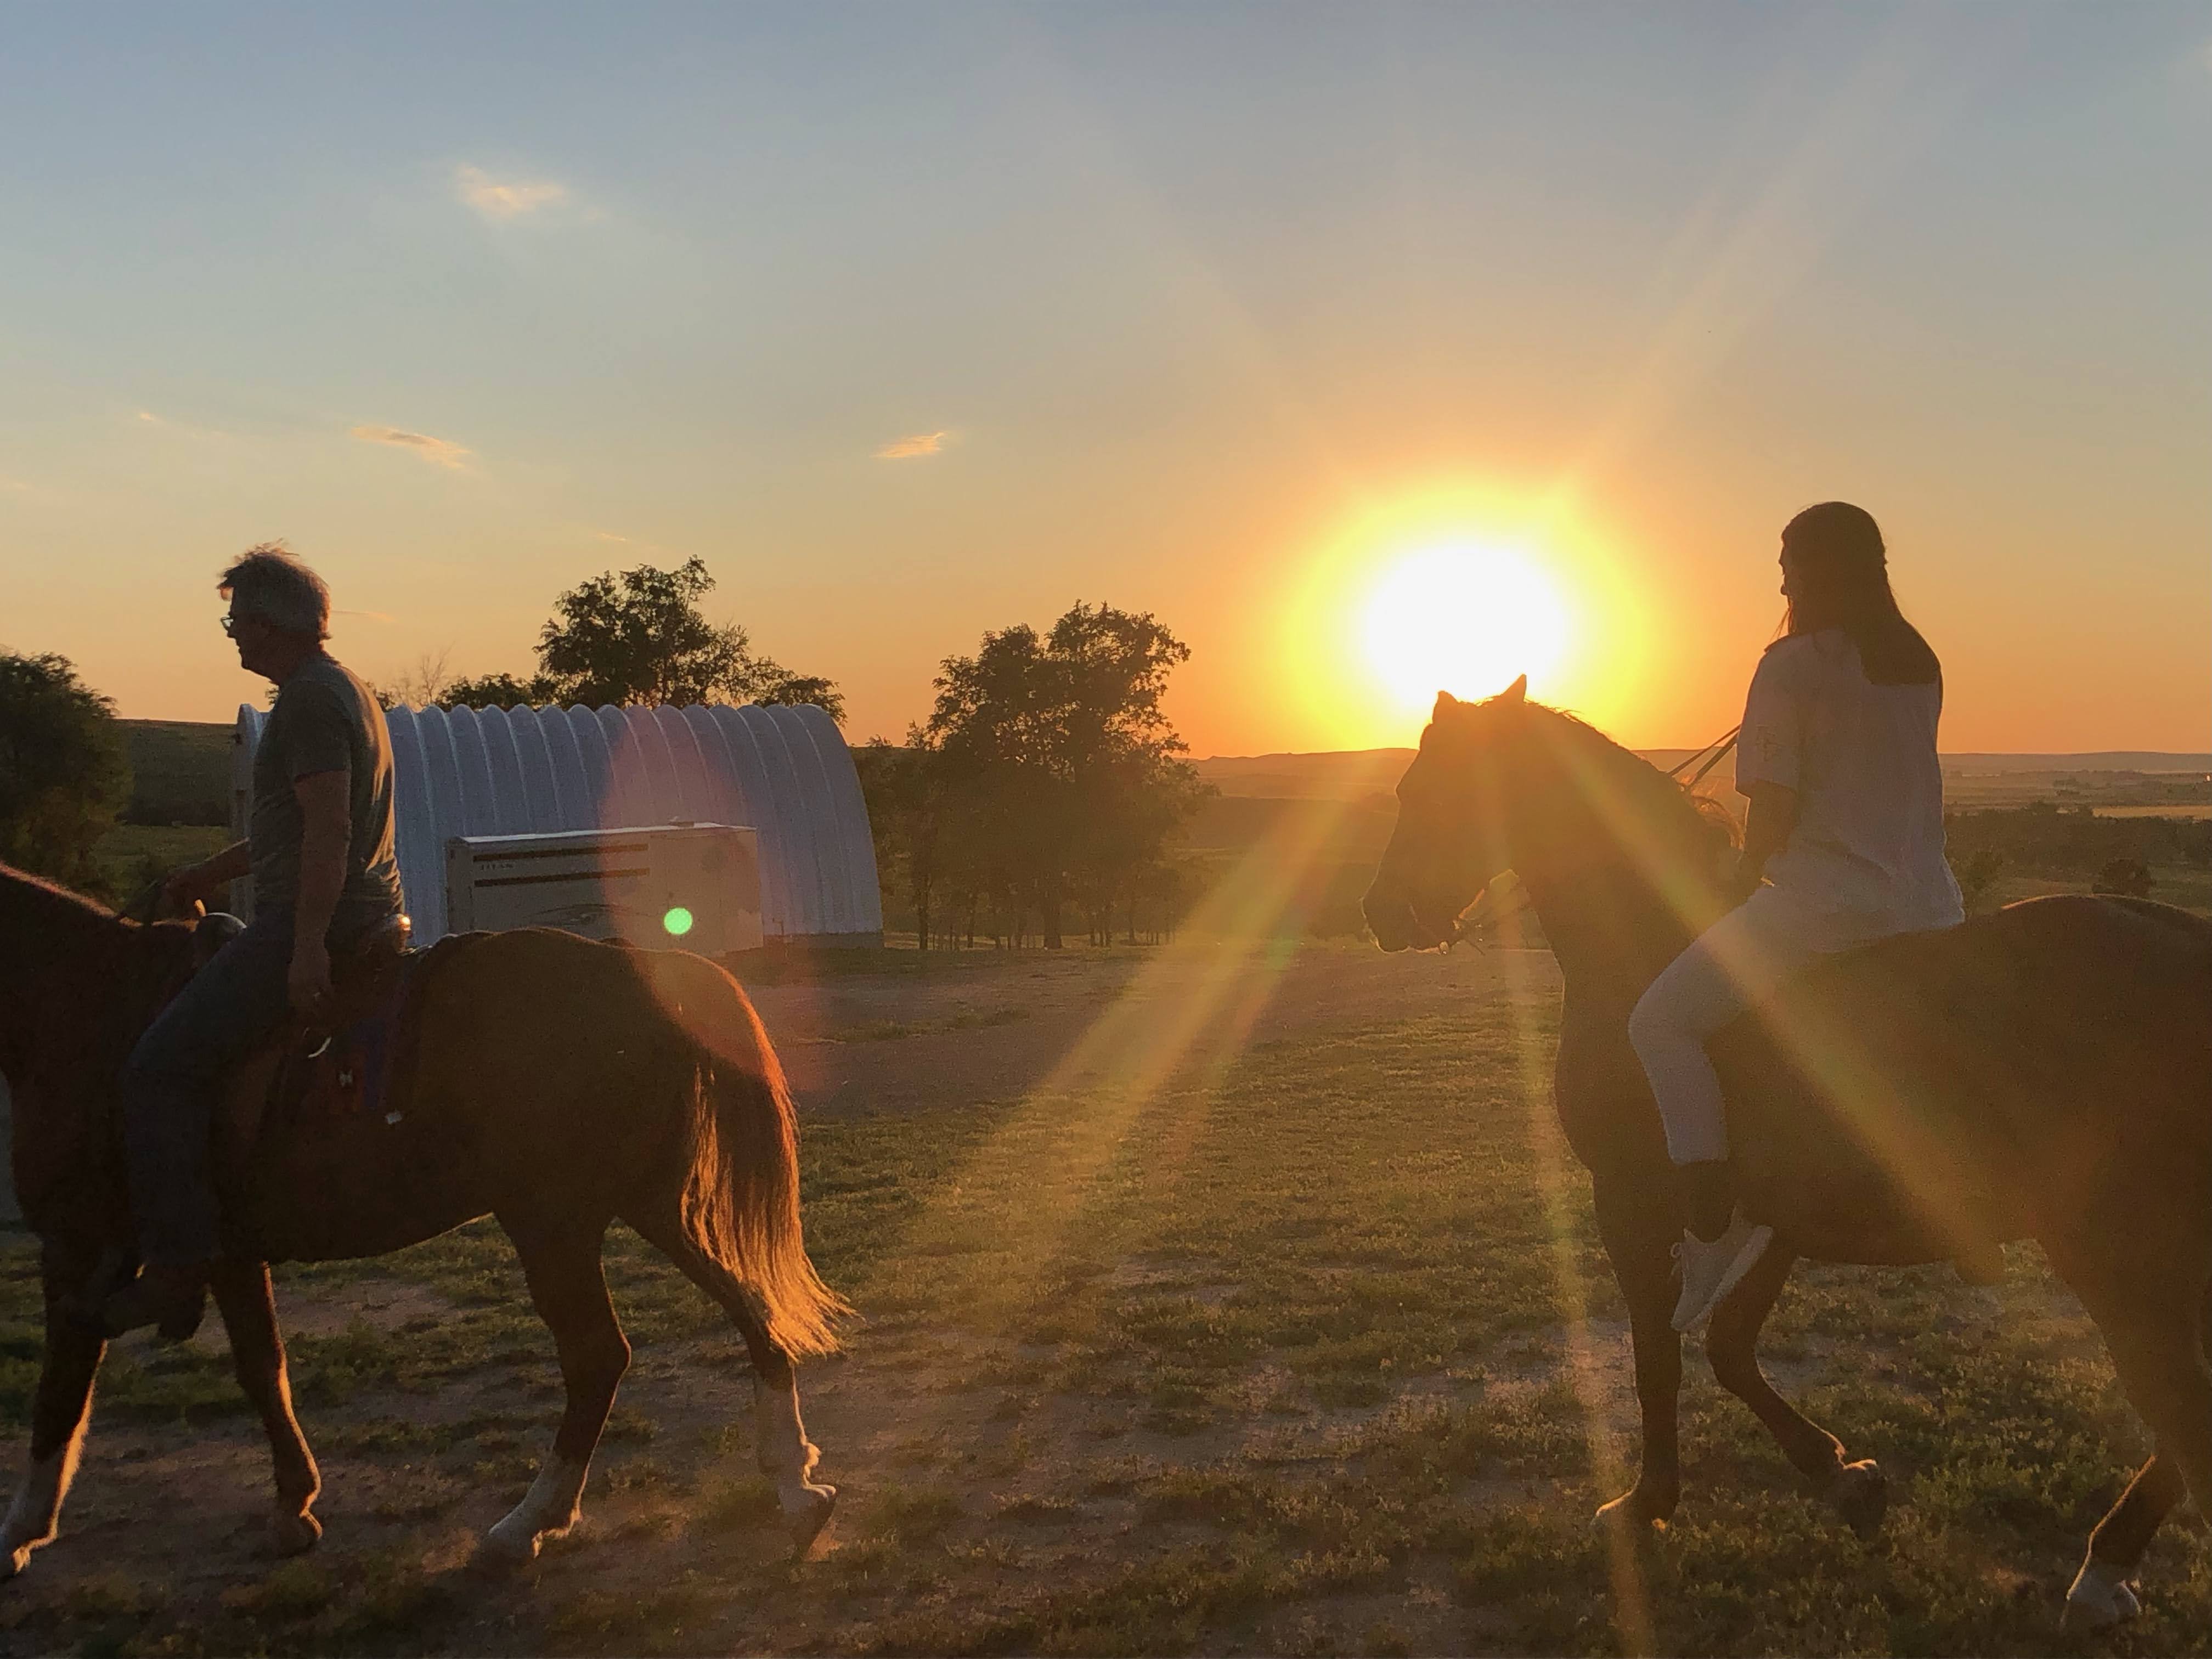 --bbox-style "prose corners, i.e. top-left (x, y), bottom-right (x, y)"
top-left (219, 543), bottom-right (331, 639)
